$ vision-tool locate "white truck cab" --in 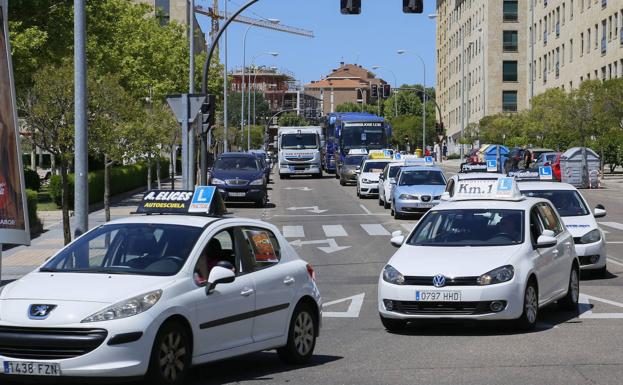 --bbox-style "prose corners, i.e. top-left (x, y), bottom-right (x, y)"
top-left (278, 127), bottom-right (323, 179)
